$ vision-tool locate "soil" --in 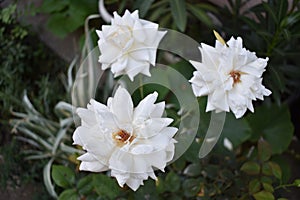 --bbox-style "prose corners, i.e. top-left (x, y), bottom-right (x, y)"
top-left (0, 183), bottom-right (44, 200)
